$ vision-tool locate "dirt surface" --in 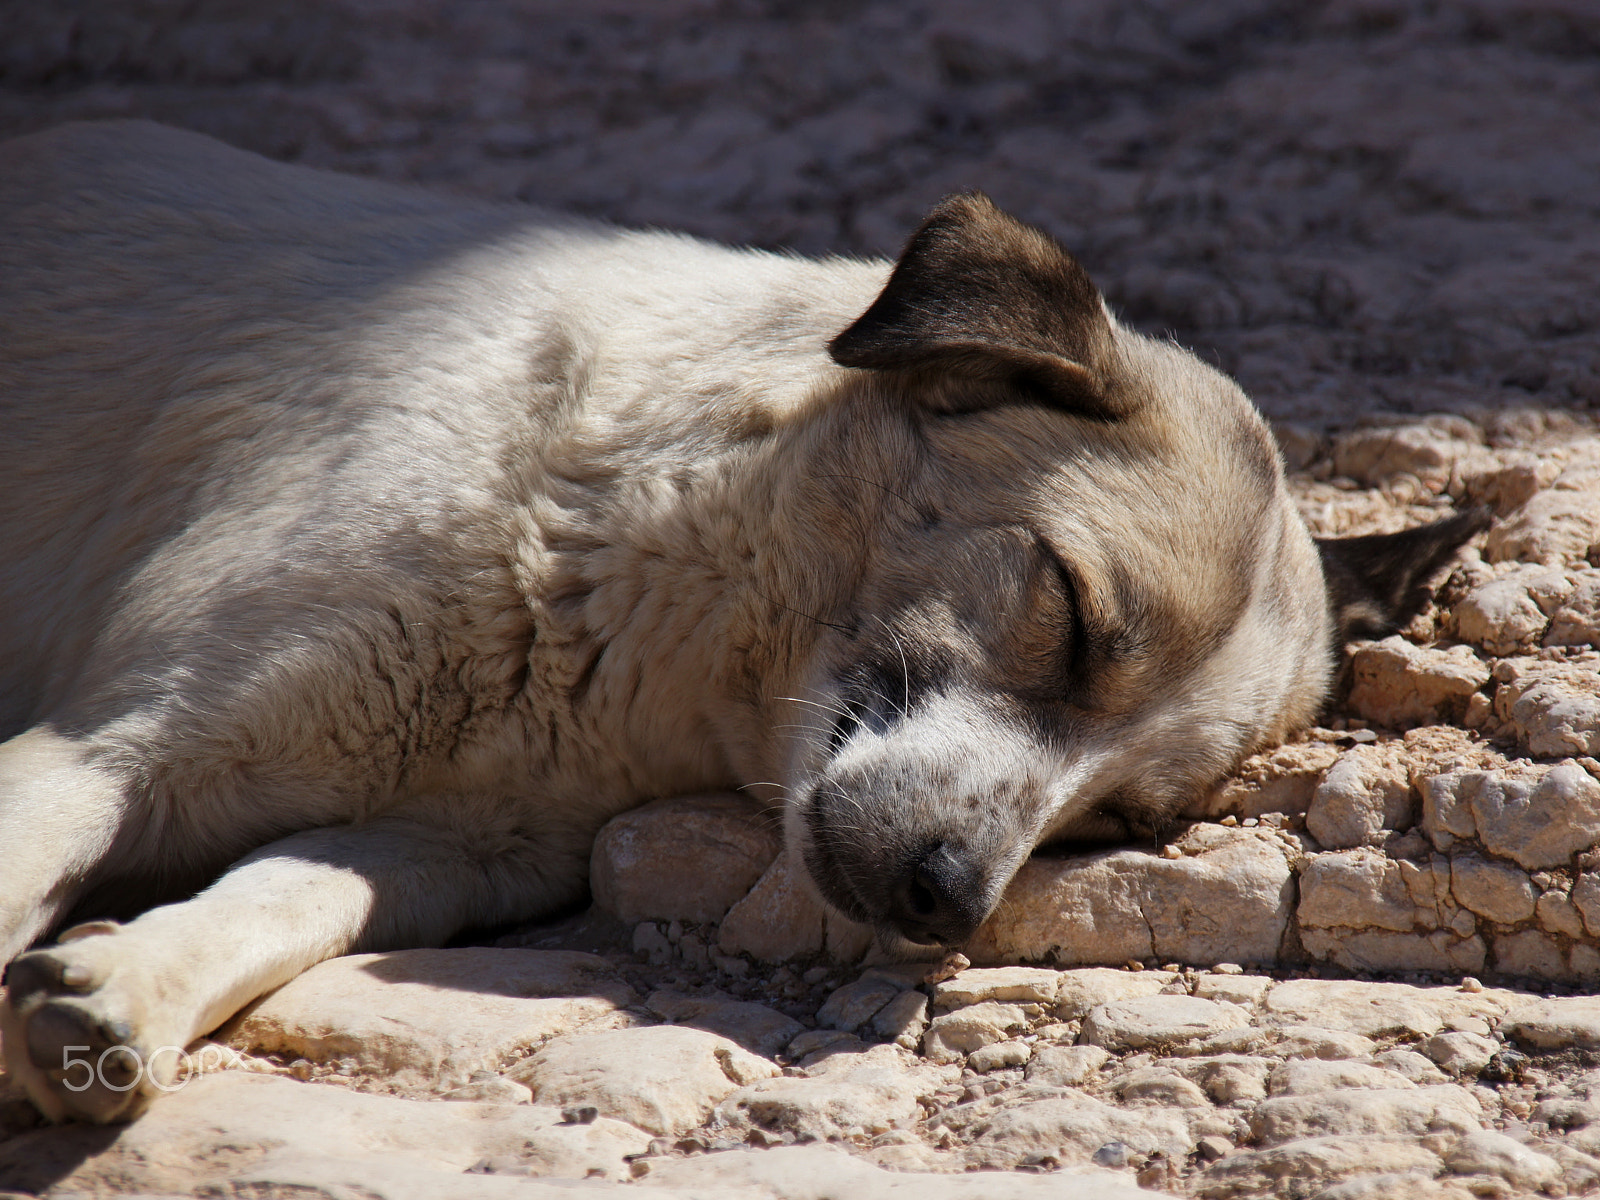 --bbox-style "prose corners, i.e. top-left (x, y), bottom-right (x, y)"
top-left (2, 2), bottom-right (1600, 1198)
